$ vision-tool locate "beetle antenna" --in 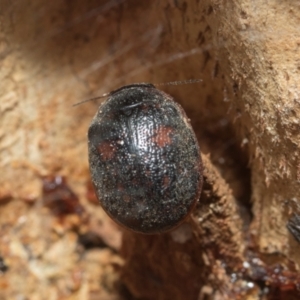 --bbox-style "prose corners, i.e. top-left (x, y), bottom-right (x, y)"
top-left (73, 79), bottom-right (202, 107)
top-left (154, 78), bottom-right (202, 86)
top-left (72, 93), bottom-right (110, 107)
